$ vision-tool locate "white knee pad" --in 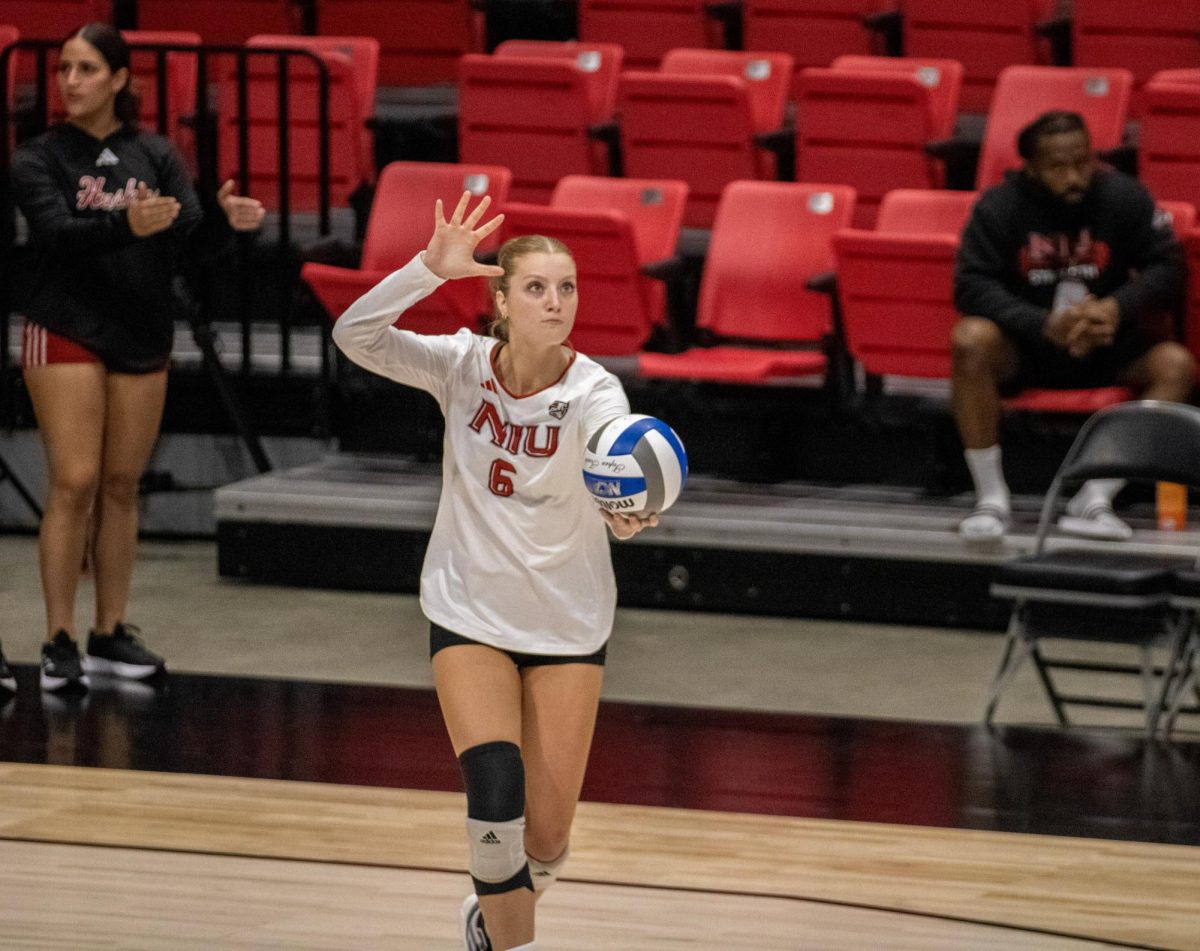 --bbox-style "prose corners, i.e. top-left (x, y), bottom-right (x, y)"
top-left (460, 740), bottom-right (533, 894)
top-left (527, 846), bottom-right (569, 892)
top-left (466, 816), bottom-right (528, 888)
